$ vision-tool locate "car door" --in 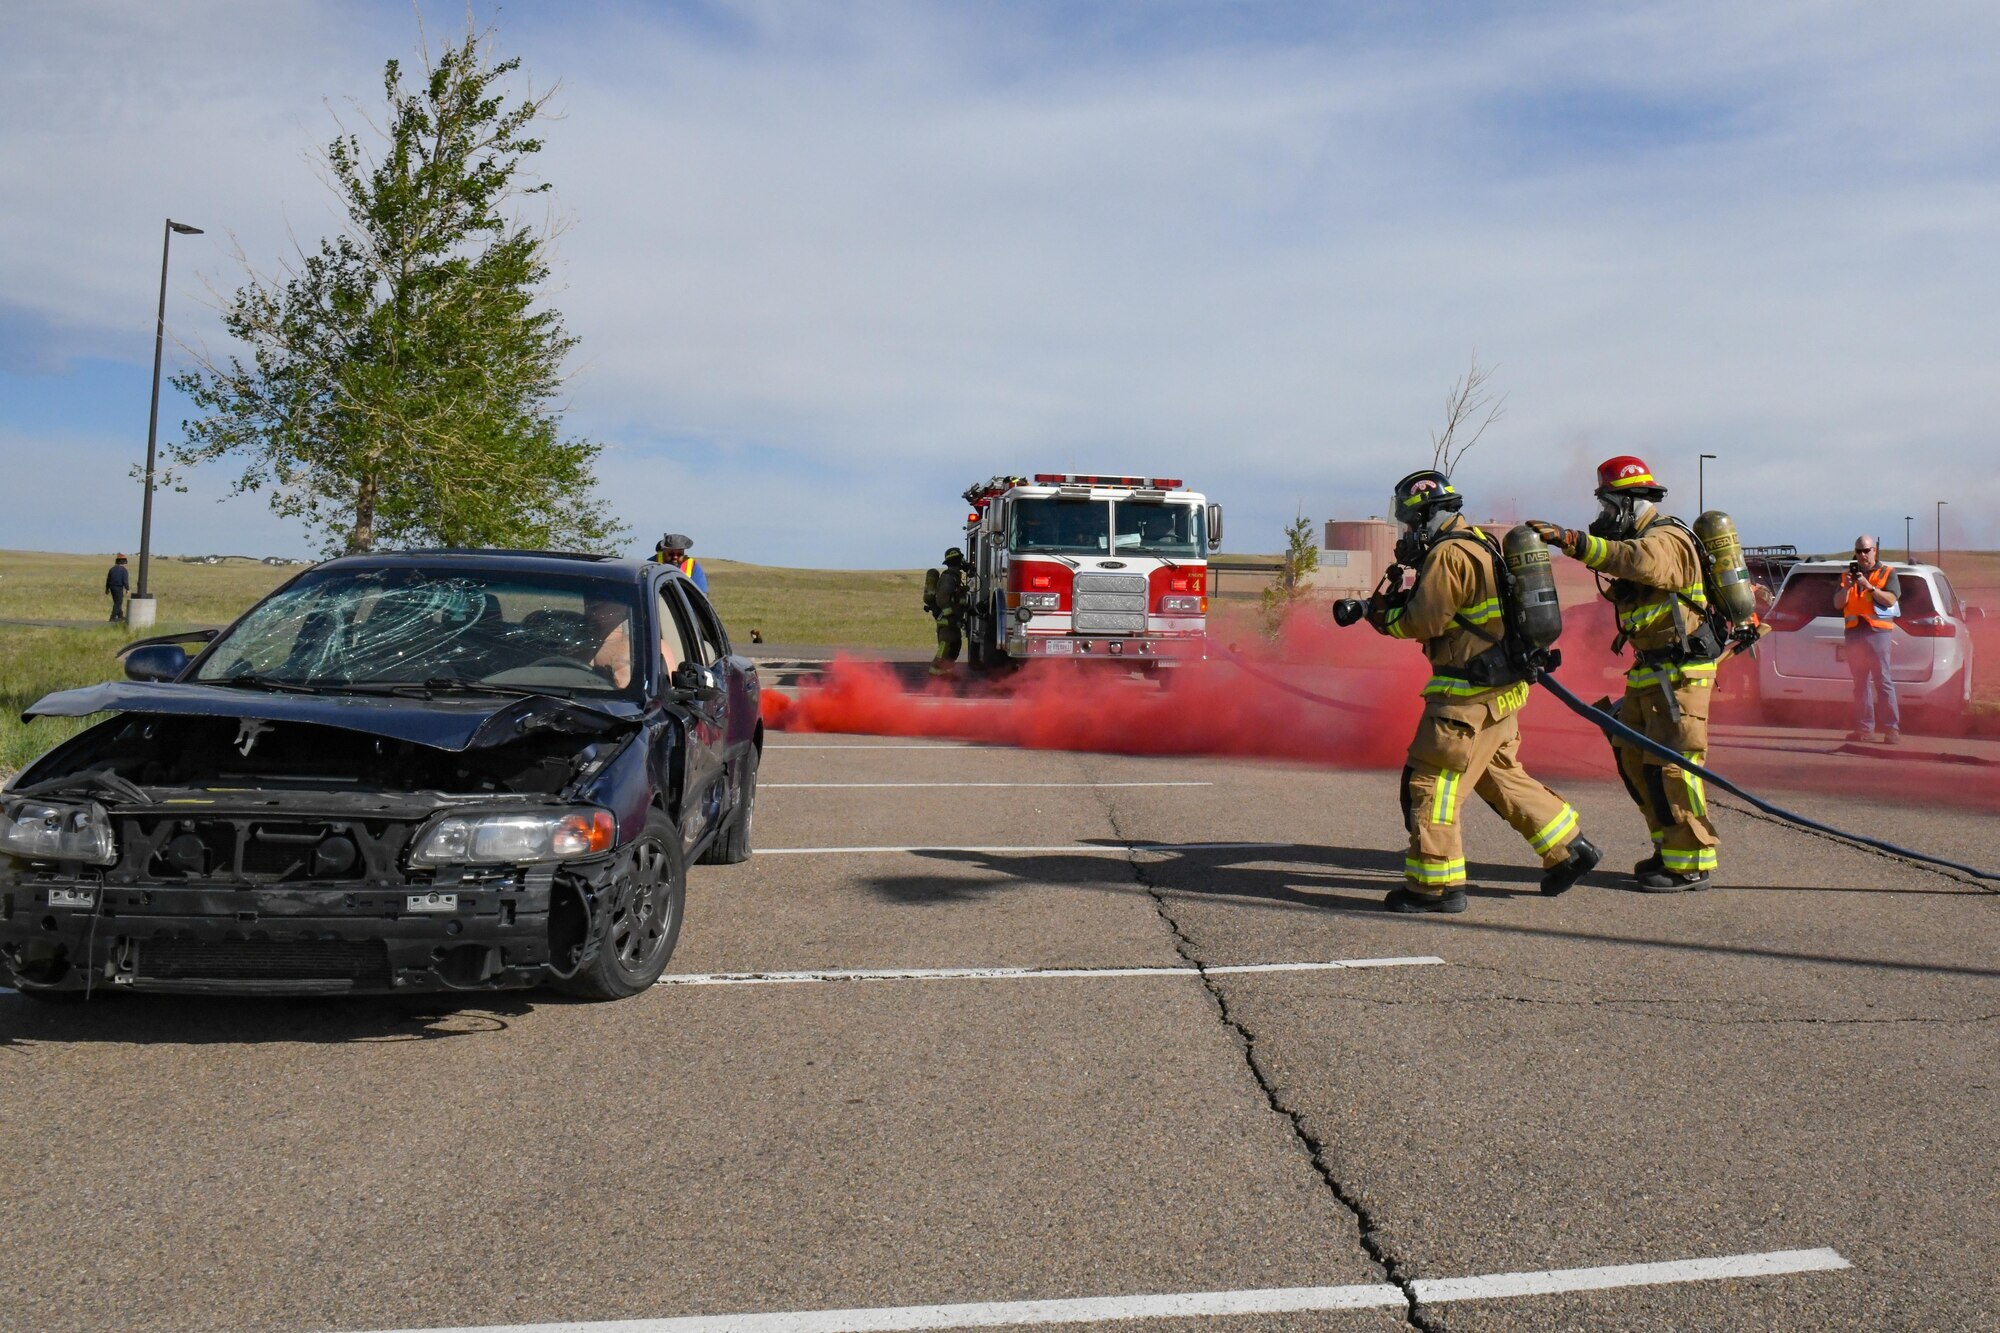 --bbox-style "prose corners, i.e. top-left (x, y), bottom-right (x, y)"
top-left (650, 582), bottom-right (722, 851)
top-left (662, 581), bottom-right (729, 849)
